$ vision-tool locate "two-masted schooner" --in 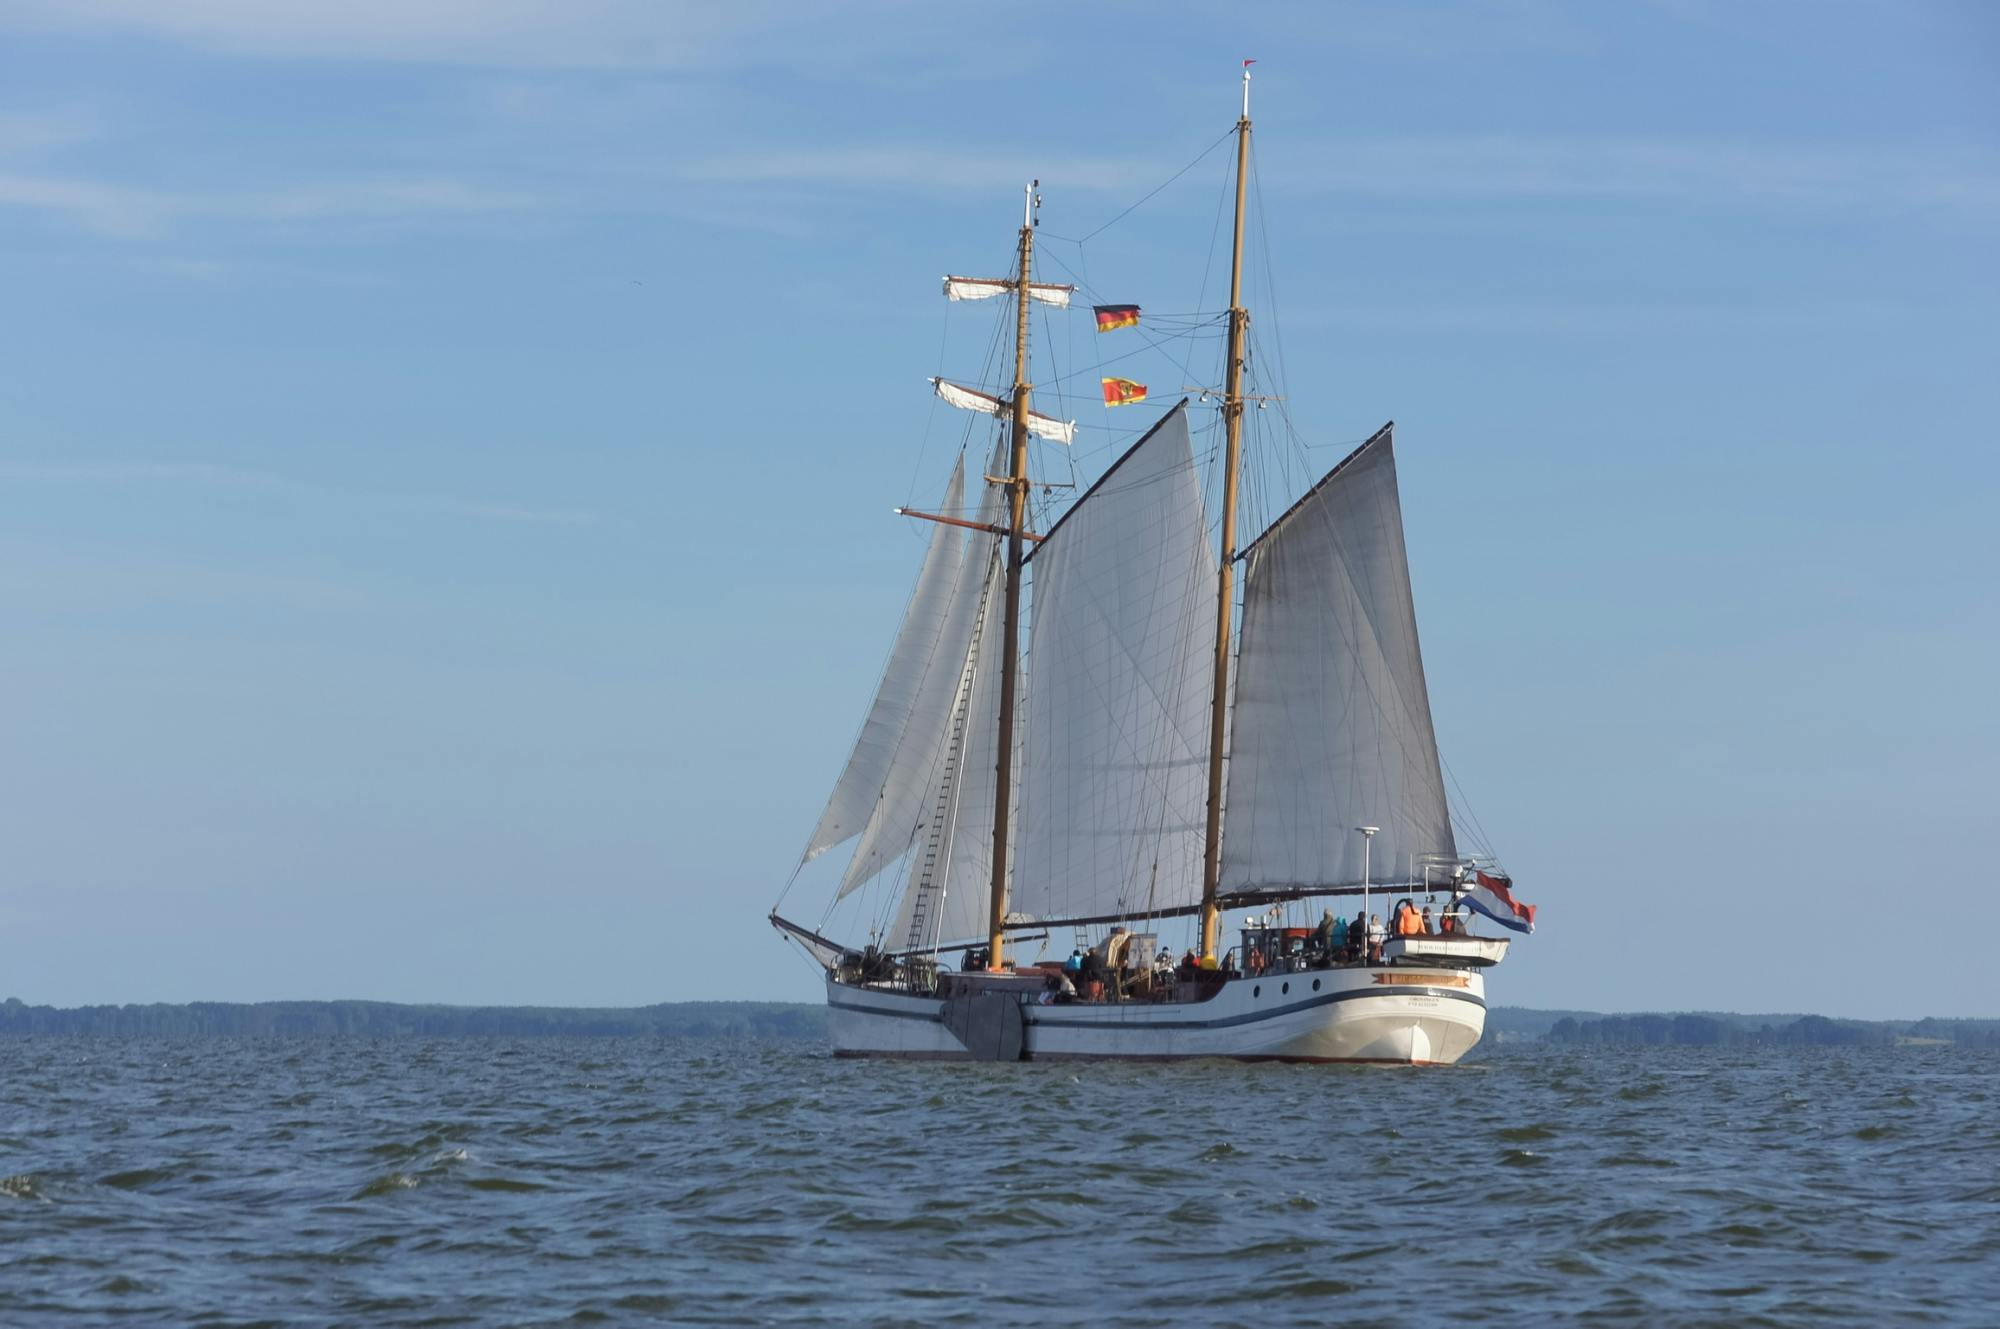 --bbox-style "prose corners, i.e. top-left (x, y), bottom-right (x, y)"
top-left (770, 68), bottom-right (1536, 1063)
